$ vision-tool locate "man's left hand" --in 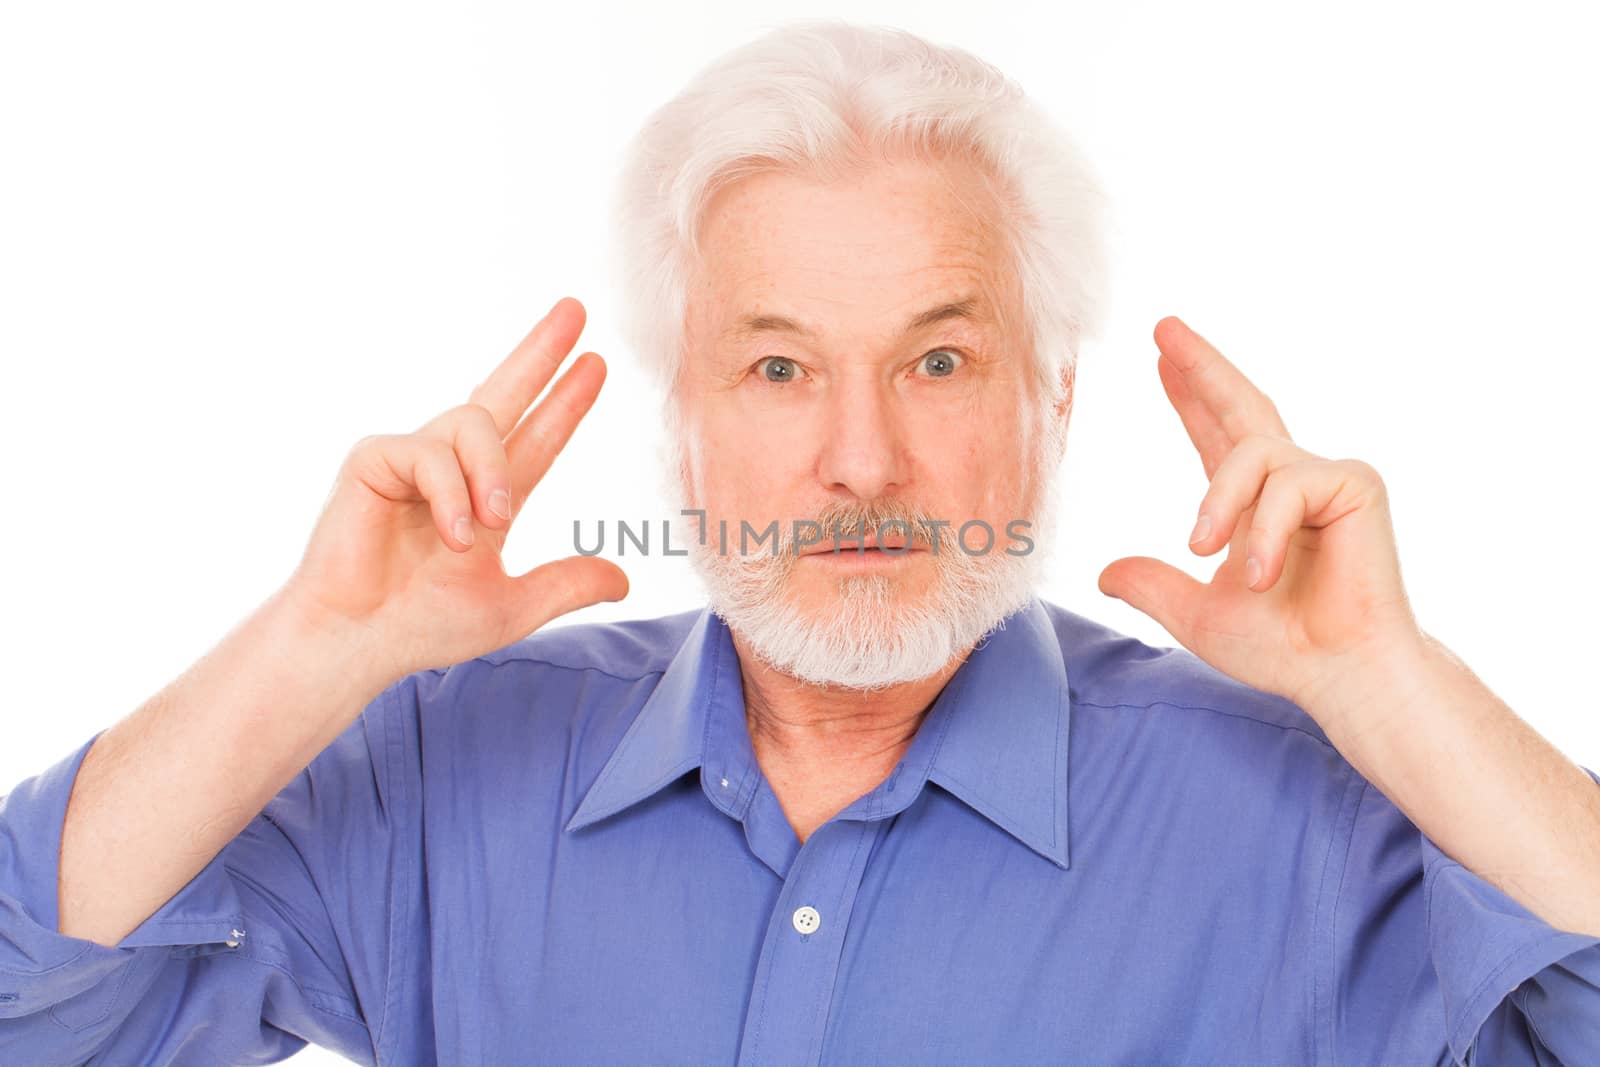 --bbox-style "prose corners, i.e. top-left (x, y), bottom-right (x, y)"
top-left (1097, 315), bottom-right (1430, 726)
